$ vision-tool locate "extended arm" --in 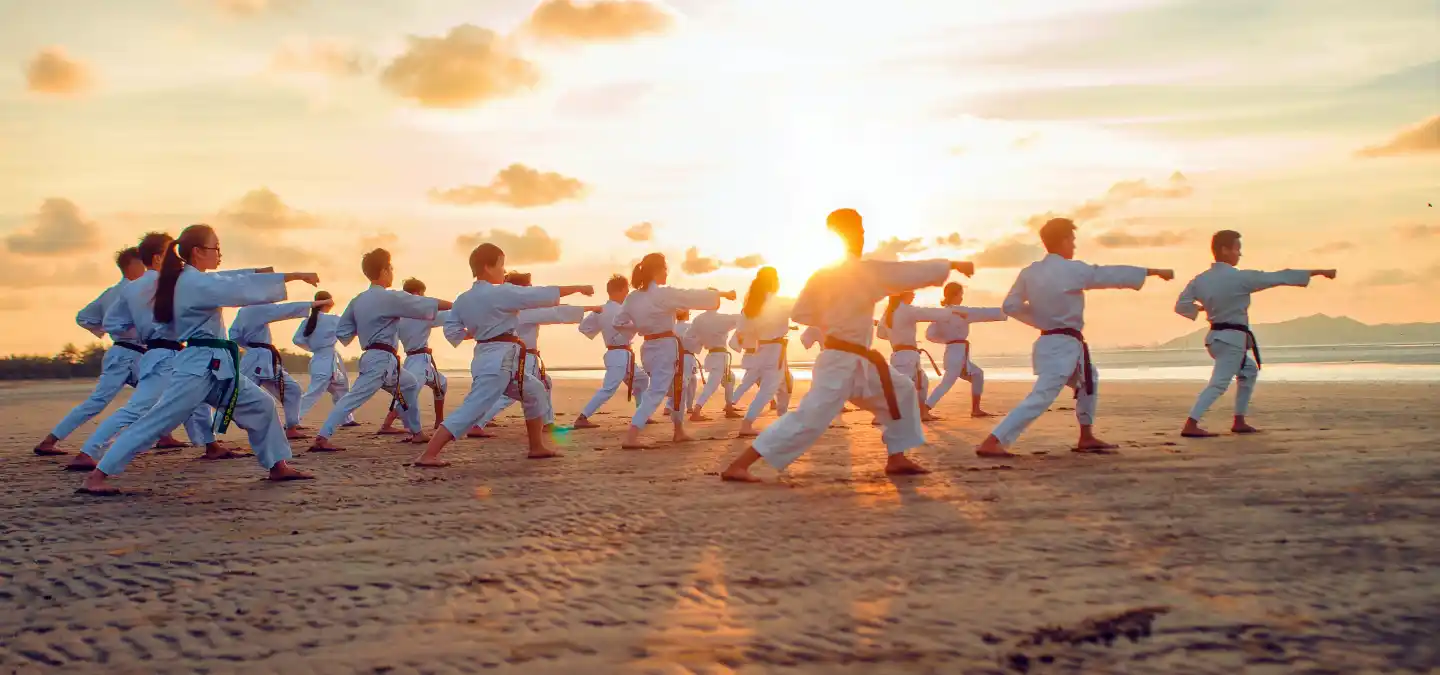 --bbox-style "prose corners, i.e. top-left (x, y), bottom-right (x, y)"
top-left (1243, 268), bottom-right (1325, 292)
top-left (516, 305), bottom-right (587, 326)
top-left (858, 259), bottom-right (959, 298)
